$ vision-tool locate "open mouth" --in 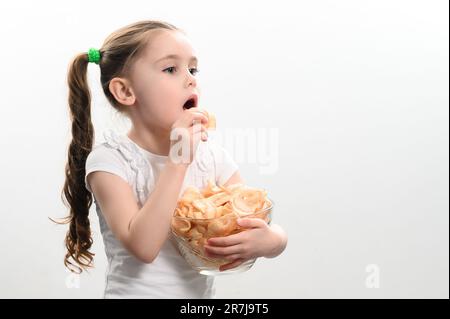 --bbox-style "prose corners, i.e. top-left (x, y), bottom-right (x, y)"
top-left (183, 95), bottom-right (198, 110)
